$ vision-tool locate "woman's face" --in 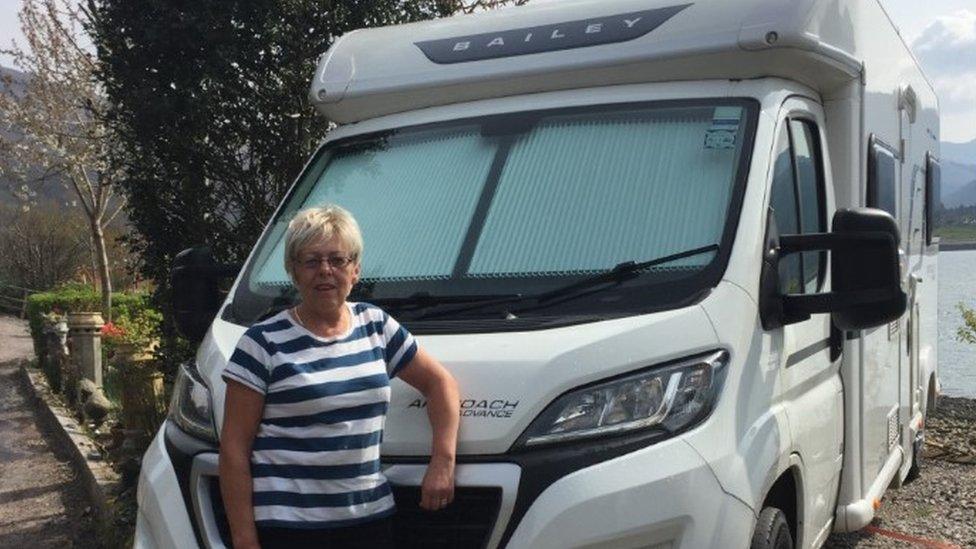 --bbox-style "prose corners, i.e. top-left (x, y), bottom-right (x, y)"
top-left (292, 236), bottom-right (361, 314)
